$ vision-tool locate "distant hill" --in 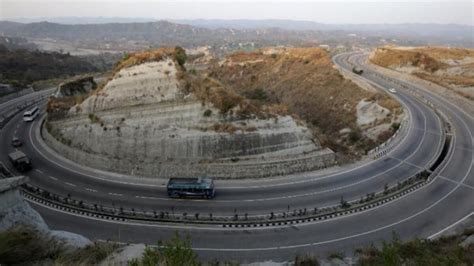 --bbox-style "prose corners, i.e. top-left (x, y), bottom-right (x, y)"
top-left (174, 19), bottom-right (474, 47)
top-left (0, 19), bottom-right (471, 52)
top-left (0, 20), bottom-right (323, 48)
top-left (3, 17), bottom-right (157, 25)
top-left (0, 45), bottom-right (97, 88)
